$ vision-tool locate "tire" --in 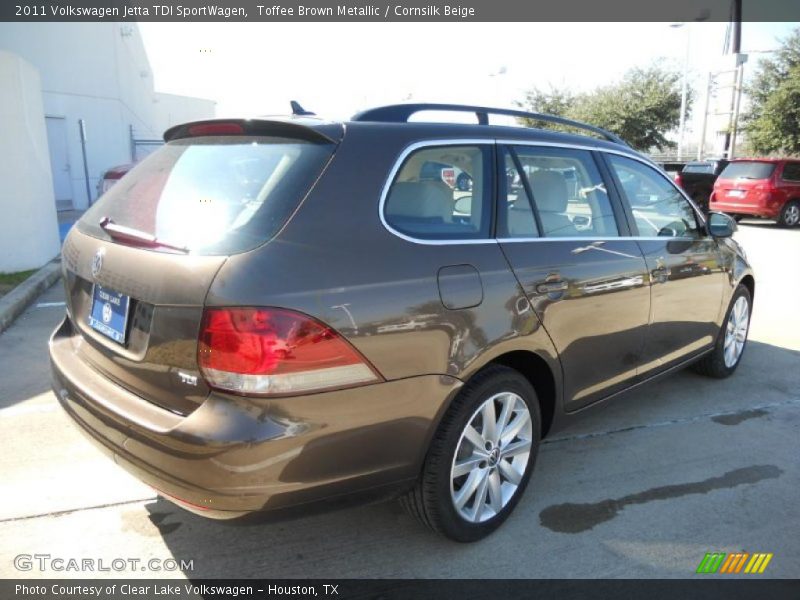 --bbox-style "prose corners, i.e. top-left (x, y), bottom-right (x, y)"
top-left (777, 200), bottom-right (800, 228)
top-left (400, 365), bottom-right (541, 542)
top-left (691, 284), bottom-right (752, 378)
